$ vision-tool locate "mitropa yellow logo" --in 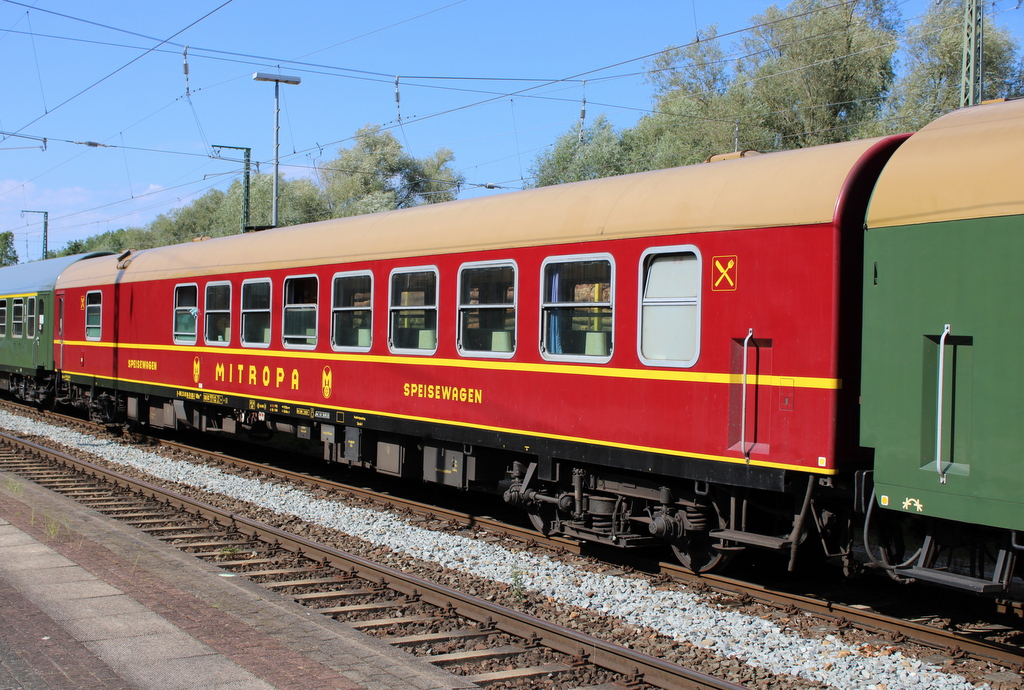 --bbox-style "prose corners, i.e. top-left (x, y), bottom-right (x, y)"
top-left (214, 362), bottom-right (300, 390)
top-left (321, 366), bottom-right (333, 399)
top-left (193, 356), bottom-right (201, 384)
